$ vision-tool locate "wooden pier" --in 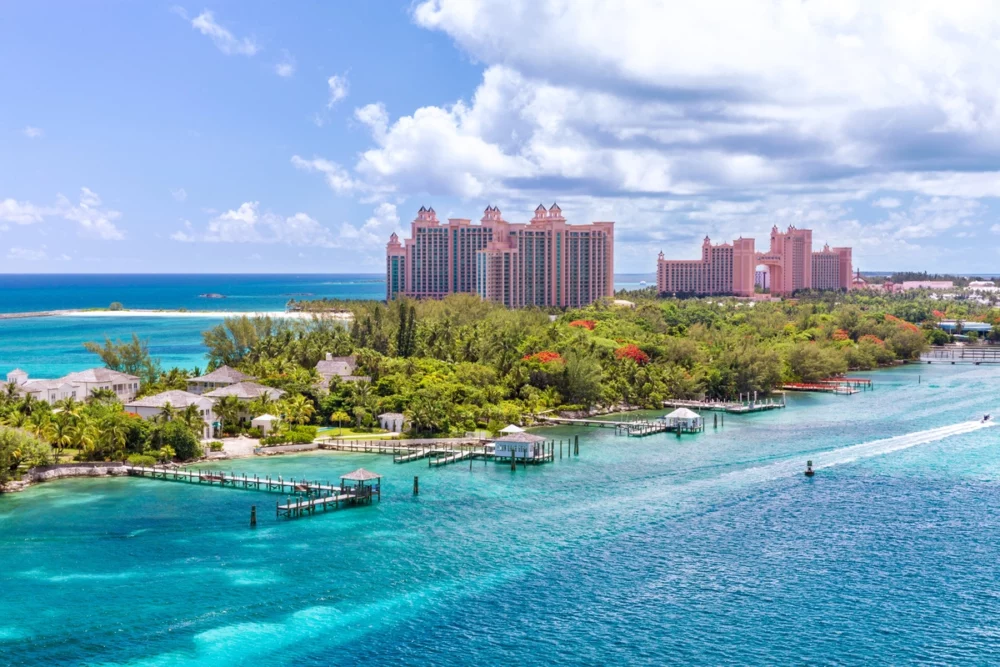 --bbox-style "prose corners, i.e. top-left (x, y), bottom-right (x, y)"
top-left (125, 465), bottom-right (381, 521)
top-left (781, 383), bottom-right (859, 395)
top-left (922, 347), bottom-right (1000, 365)
top-left (661, 398), bottom-right (785, 414)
